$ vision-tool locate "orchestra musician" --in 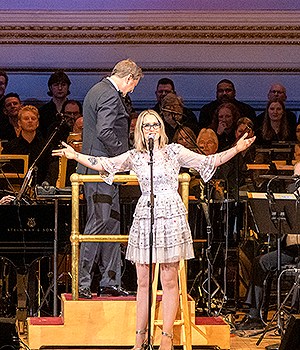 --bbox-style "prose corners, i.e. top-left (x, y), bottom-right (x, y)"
top-left (237, 161), bottom-right (300, 330)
